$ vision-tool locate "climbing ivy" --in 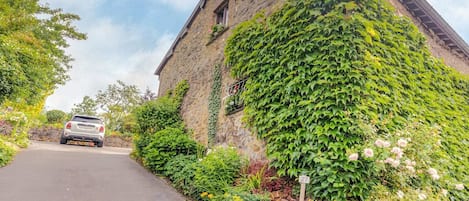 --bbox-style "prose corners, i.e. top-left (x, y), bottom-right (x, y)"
top-left (225, 0), bottom-right (469, 200)
top-left (208, 64), bottom-right (222, 146)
